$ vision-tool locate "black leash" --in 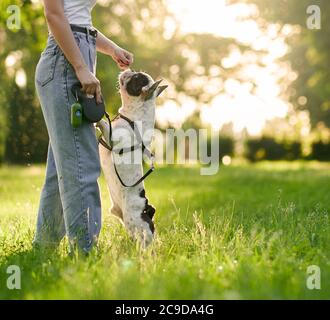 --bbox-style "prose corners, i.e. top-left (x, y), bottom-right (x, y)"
top-left (98, 113), bottom-right (155, 188)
